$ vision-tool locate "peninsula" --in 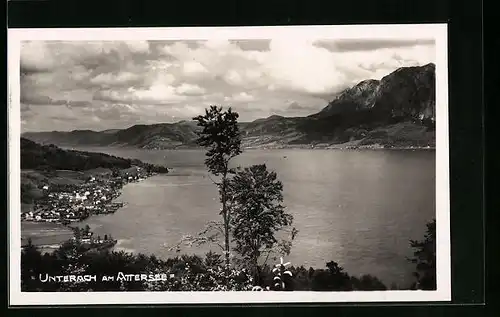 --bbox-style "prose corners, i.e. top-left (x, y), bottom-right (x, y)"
top-left (20, 138), bottom-right (169, 225)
